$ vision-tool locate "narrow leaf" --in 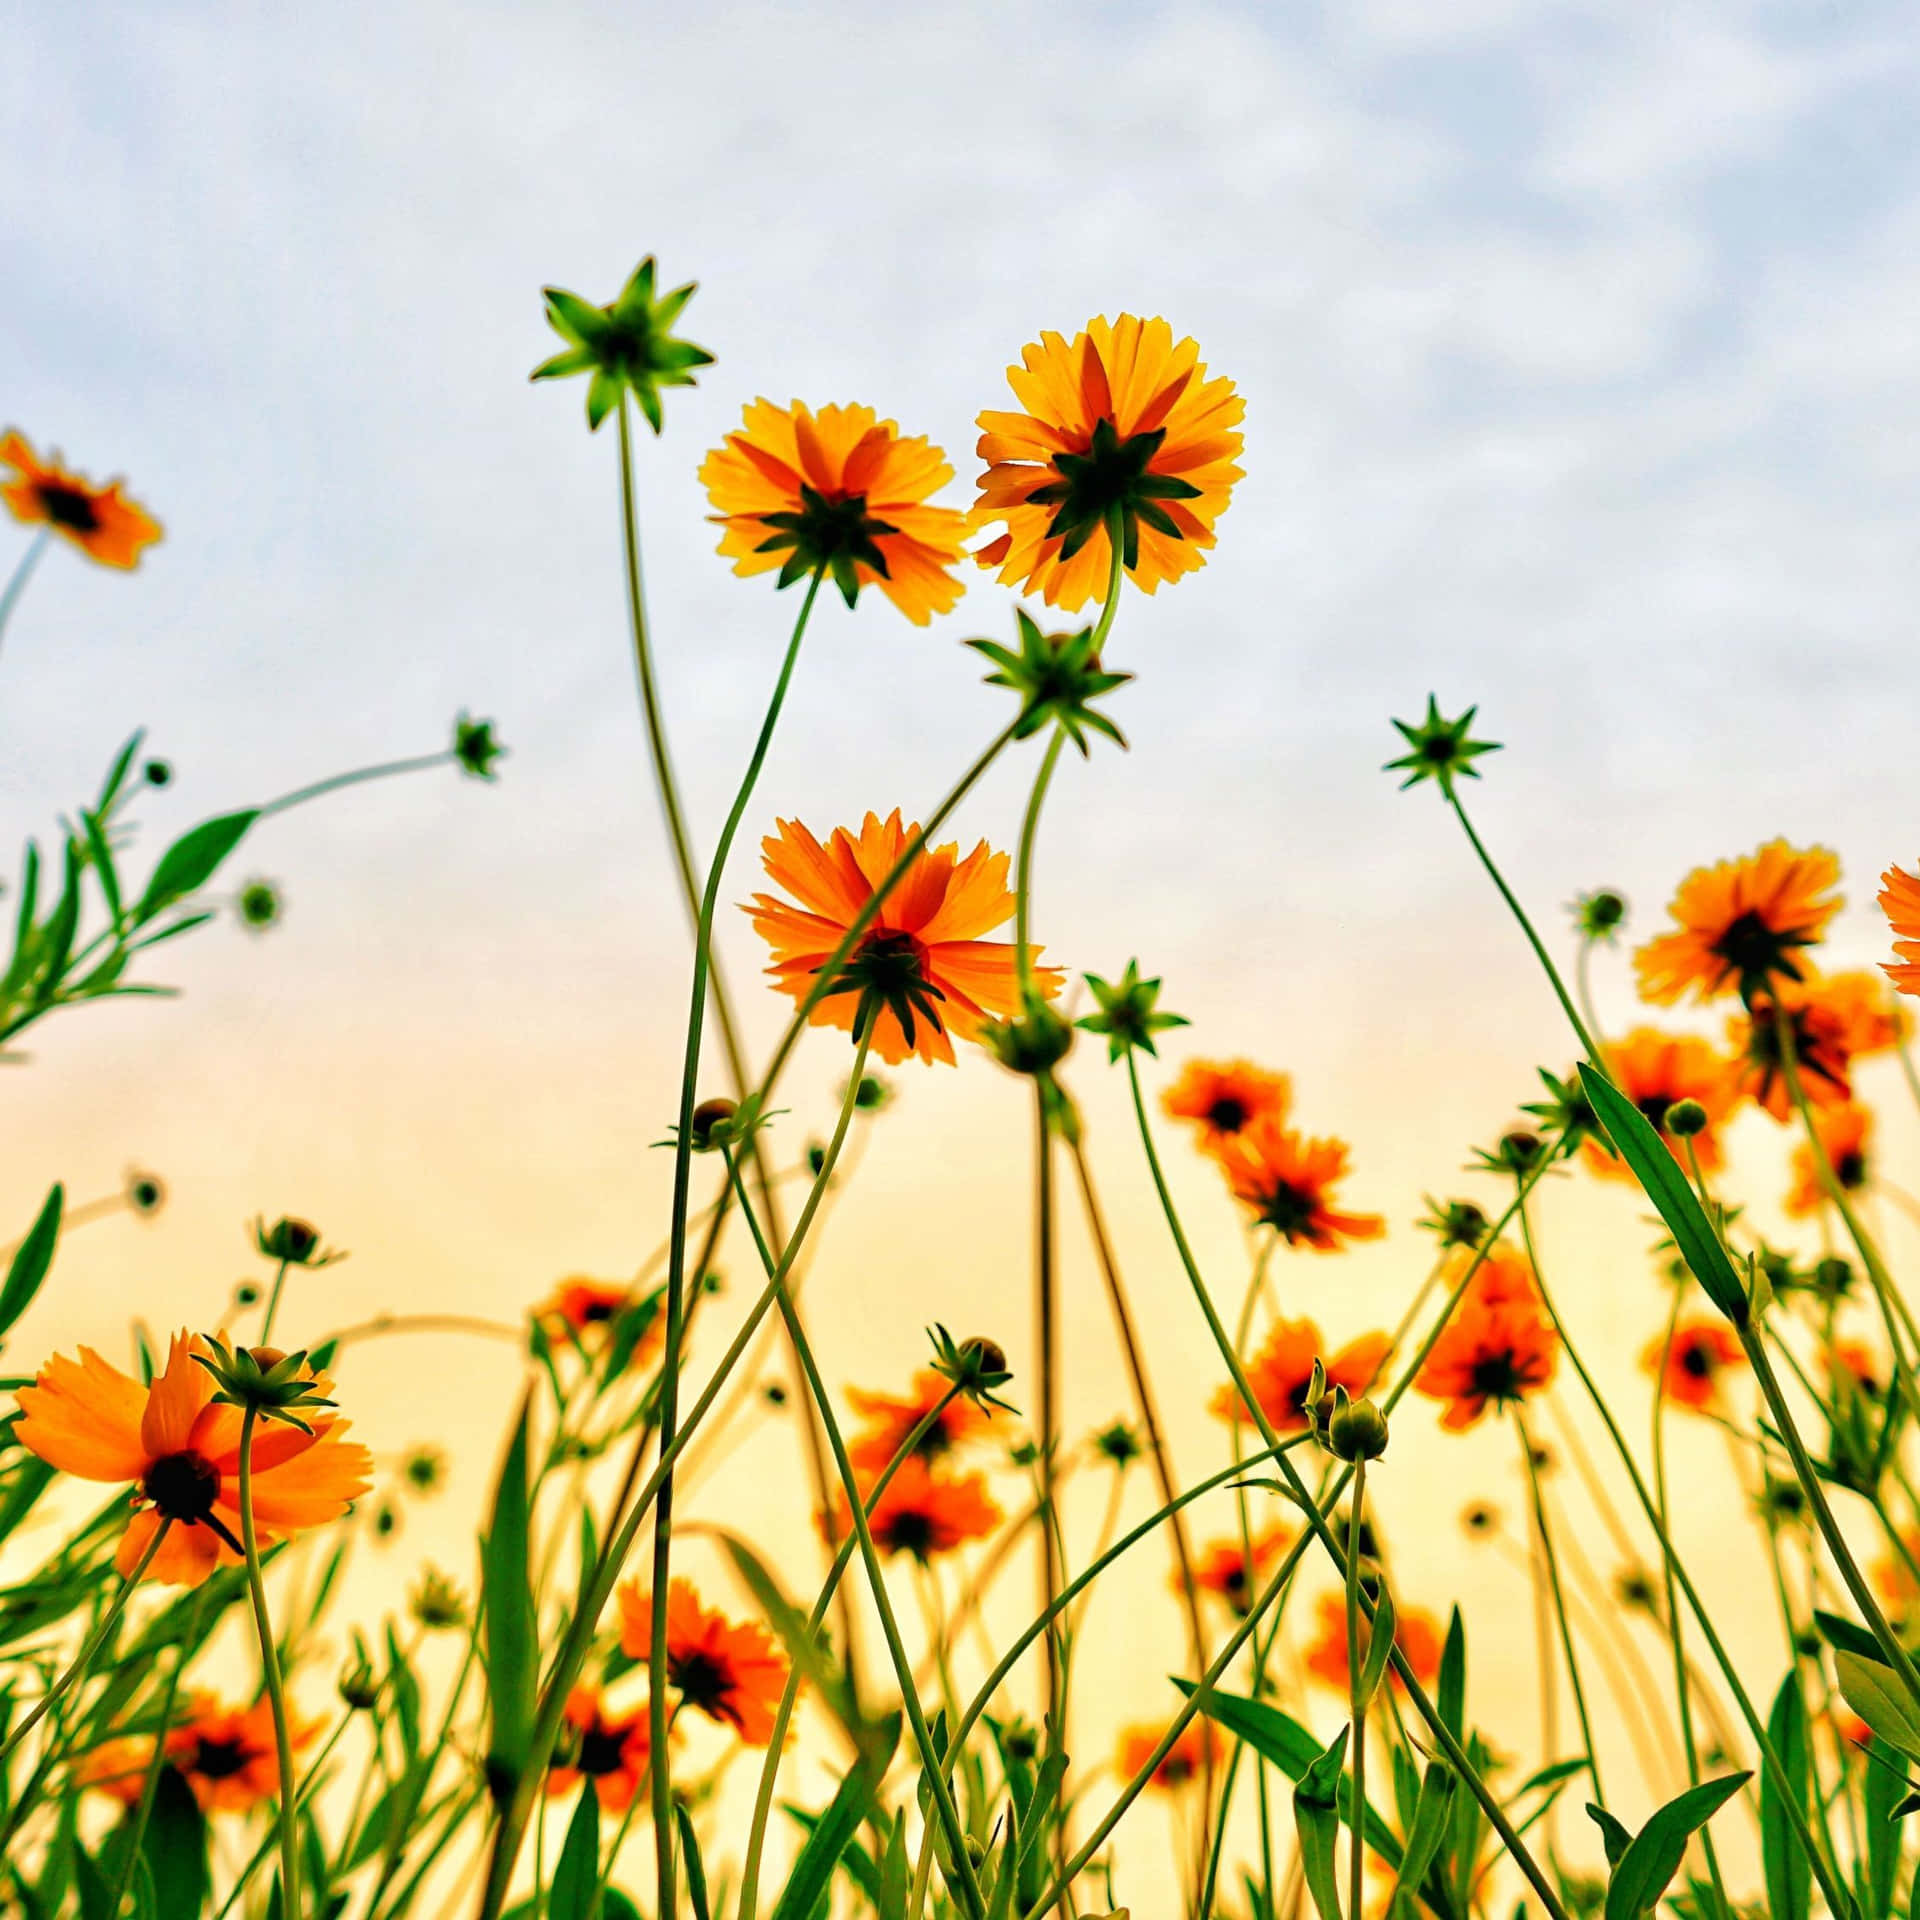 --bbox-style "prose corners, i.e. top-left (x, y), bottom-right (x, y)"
top-left (0, 1185), bottom-right (62, 1343)
top-left (136, 810), bottom-right (258, 921)
top-left (1603, 1774), bottom-right (1749, 1920)
top-left (1840, 1651), bottom-right (1920, 1766)
top-left (1761, 1674), bottom-right (1810, 1920)
top-left (1294, 1726), bottom-right (1351, 1920)
top-left (480, 1393), bottom-right (536, 1795)
top-left (548, 1781), bottom-right (600, 1920)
